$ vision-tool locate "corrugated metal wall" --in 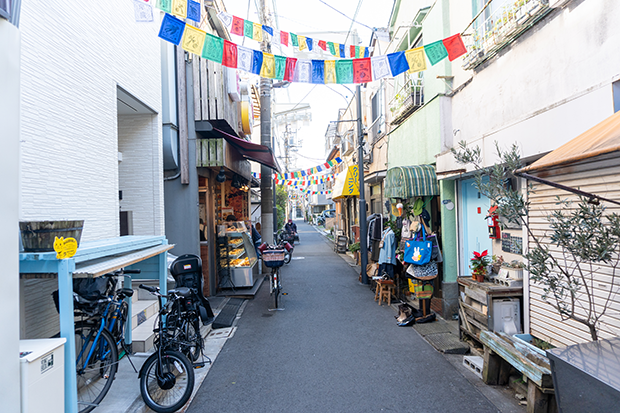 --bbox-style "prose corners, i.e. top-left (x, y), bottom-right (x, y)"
top-left (528, 158), bottom-right (620, 347)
